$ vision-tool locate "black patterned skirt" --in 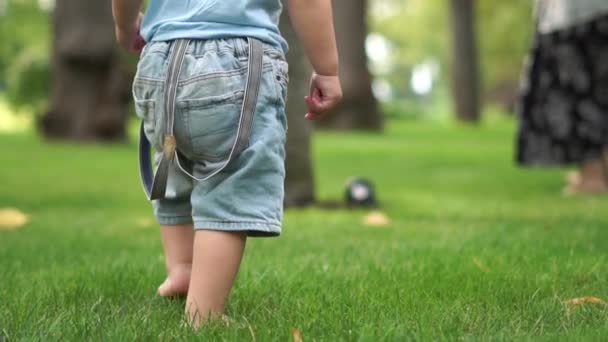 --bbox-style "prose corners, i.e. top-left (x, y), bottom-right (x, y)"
top-left (516, 14), bottom-right (608, 166)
